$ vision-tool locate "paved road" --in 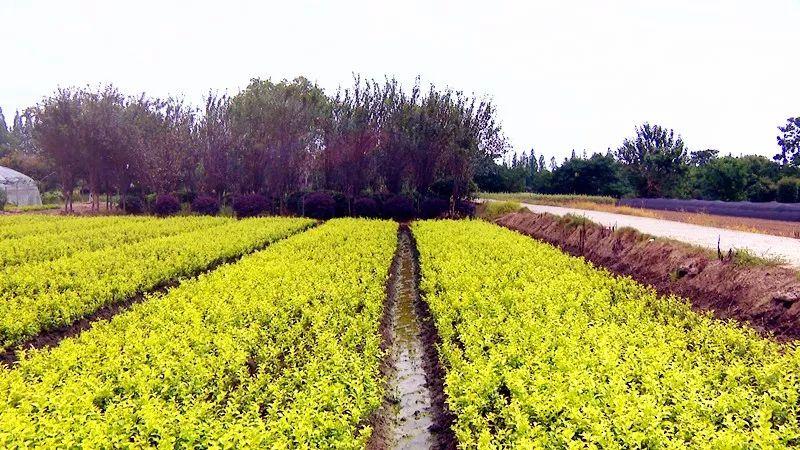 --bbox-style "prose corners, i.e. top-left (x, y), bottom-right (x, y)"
top-left (500, 201), bottom-right (800, 269)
